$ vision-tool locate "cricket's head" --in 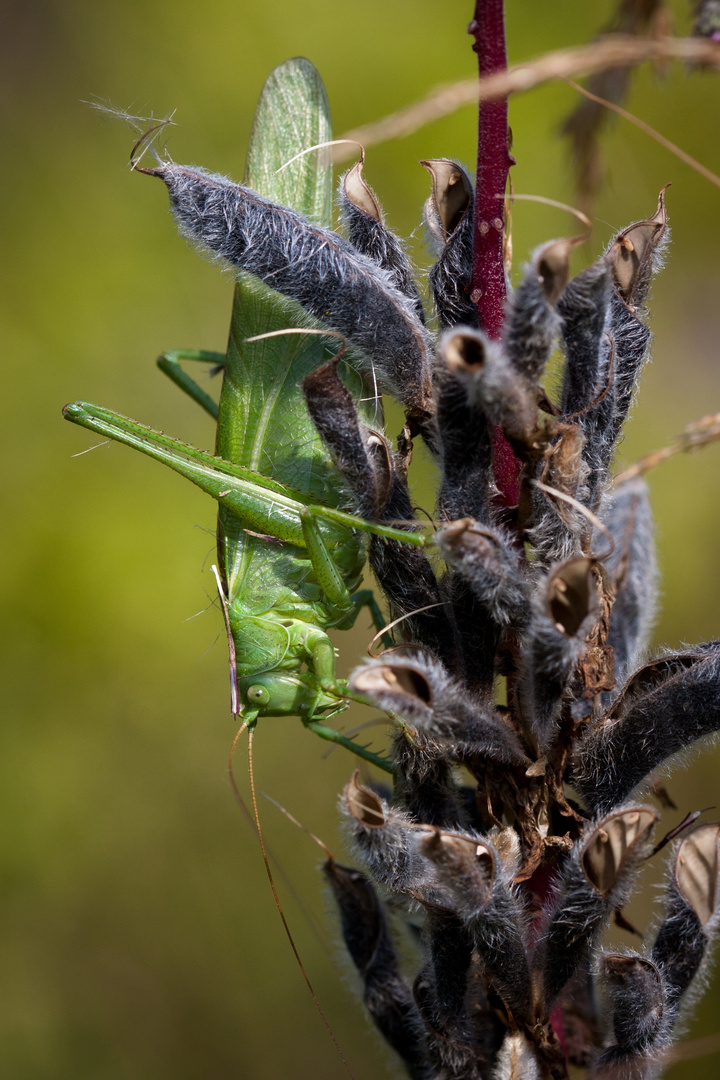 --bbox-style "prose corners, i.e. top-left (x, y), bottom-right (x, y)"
top-left (236, 670), bottom-right (339, 721)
